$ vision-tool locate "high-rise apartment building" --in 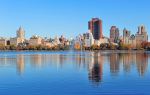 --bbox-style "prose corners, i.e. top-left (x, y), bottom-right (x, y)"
top-left (84, 31), bottom-right (94, 47)
top-left (110, 26), bottom-right (119, 43)
top-left (88, 18), bottom-right (103, 40)
top-left (123, 28), bottom-right (131, 44)
top-left (135, 25), bottom-right (148, 47)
